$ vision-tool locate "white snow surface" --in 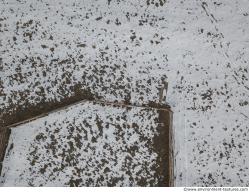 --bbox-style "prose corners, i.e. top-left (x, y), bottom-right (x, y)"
top-left (1, 101), bottom-right (163, 186)
top-left (0, 0), bottom-right (249, 186)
